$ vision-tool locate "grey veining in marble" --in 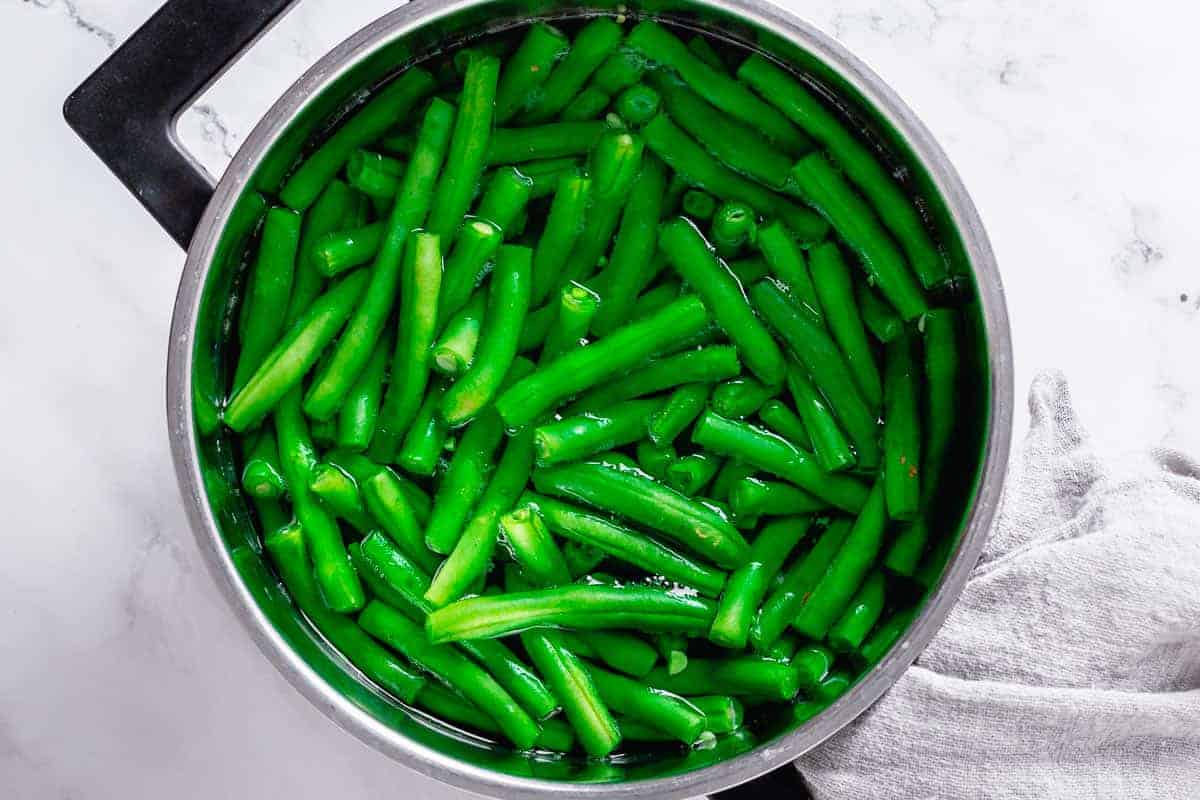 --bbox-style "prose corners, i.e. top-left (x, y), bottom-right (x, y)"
top-left (1, 1), bottom-right (1197, 798)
